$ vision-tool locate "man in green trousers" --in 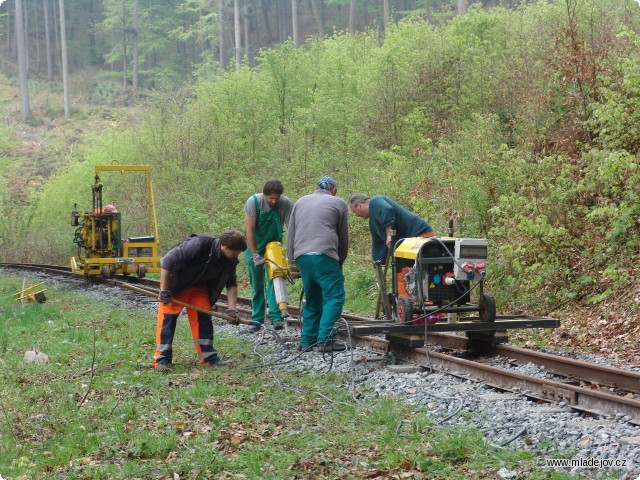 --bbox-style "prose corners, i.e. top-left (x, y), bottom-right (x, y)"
top-left (243, 179), bottom-right (294, 332)
top-left (287, 176), bottom-right (349, 351)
